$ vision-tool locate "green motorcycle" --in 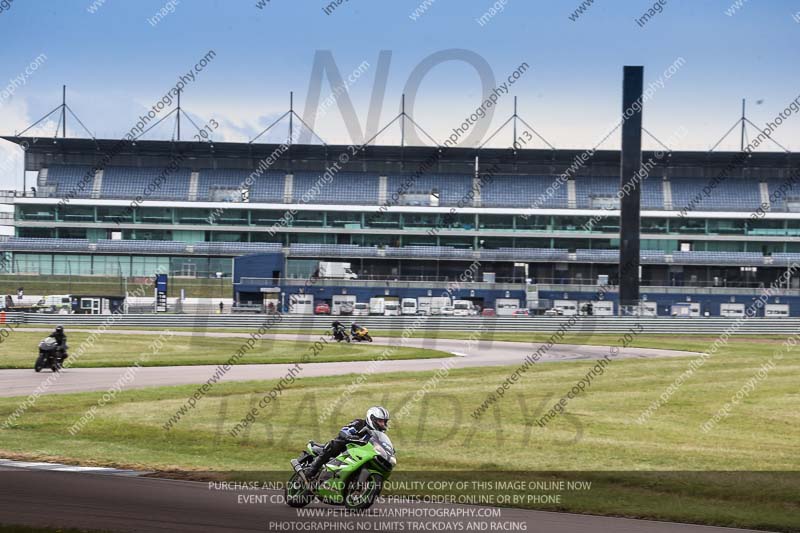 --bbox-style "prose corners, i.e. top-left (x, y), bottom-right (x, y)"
top-left (286, 429), bottom-right (396, 510)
